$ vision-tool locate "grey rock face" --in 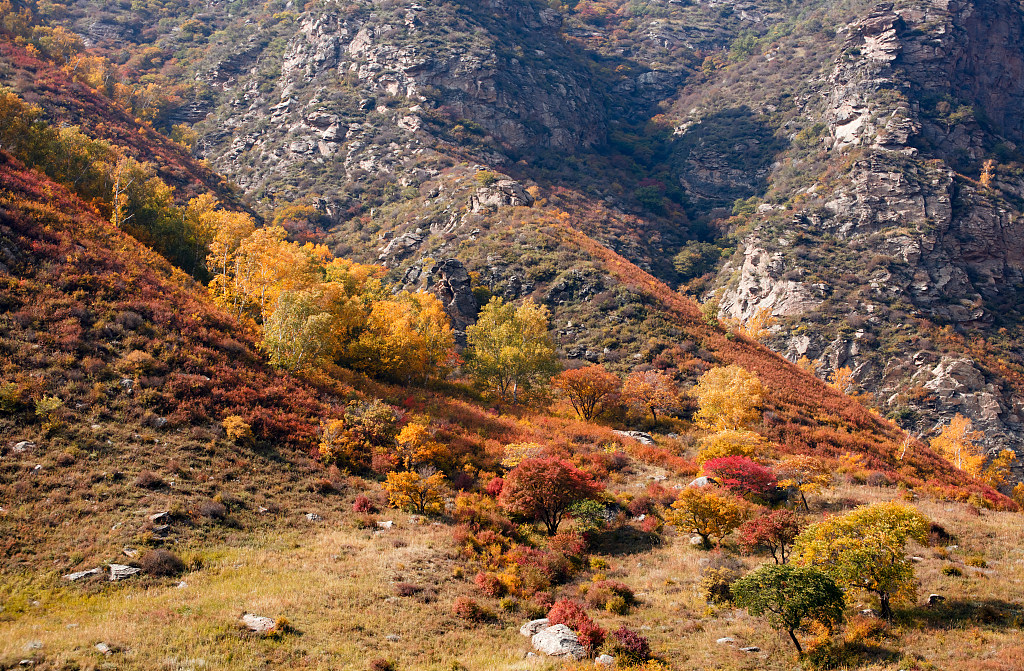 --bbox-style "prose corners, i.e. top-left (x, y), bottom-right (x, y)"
top-left (108, 564), bottom-right (141, 581)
